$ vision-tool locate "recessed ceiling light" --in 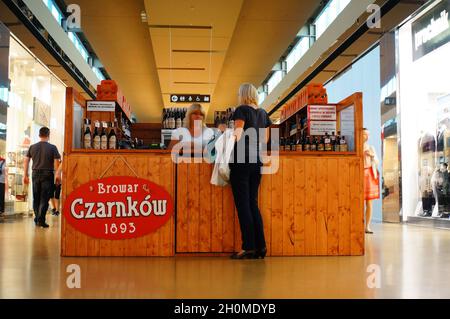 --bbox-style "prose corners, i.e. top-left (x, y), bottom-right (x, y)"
top-left (141, 11), bottom-right (148, 23)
